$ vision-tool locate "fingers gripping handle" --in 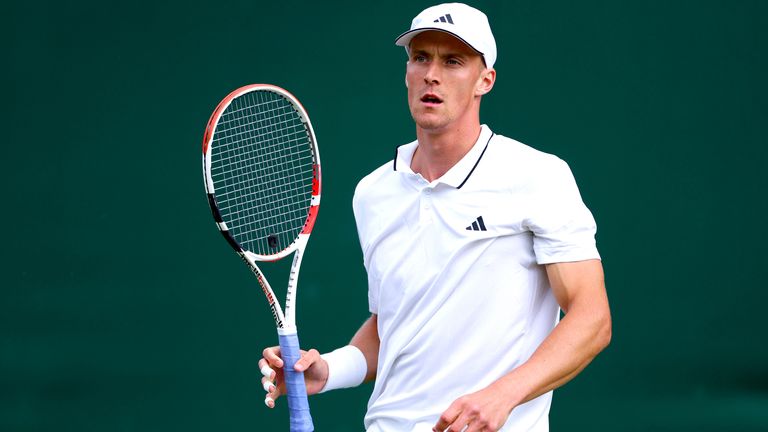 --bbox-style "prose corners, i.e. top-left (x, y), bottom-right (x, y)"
top-left (278, 332), bottom-right (314, 432)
